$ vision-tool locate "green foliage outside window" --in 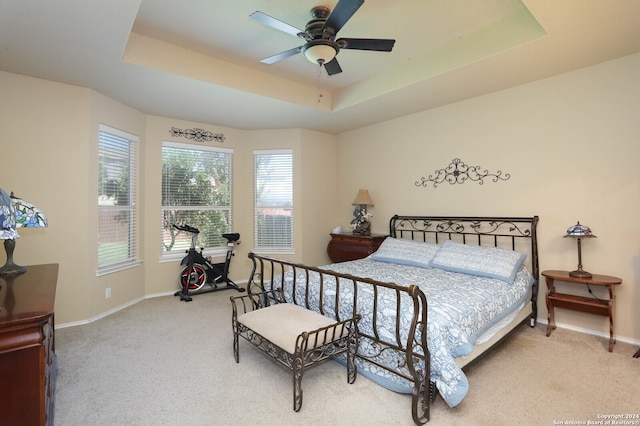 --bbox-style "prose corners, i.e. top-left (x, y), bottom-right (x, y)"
top-left (161, 144), bottom-right (232, 255)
